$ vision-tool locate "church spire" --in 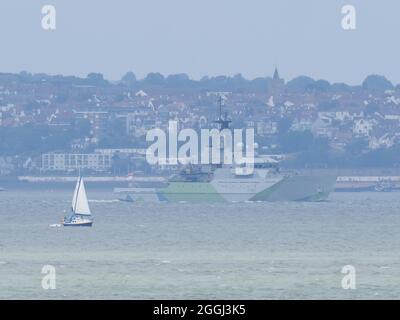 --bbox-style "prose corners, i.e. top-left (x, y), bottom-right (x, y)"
top-left (268, 67), bottom-right (284, 96)
top-left (273, 67), bottom-right (280, 81)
